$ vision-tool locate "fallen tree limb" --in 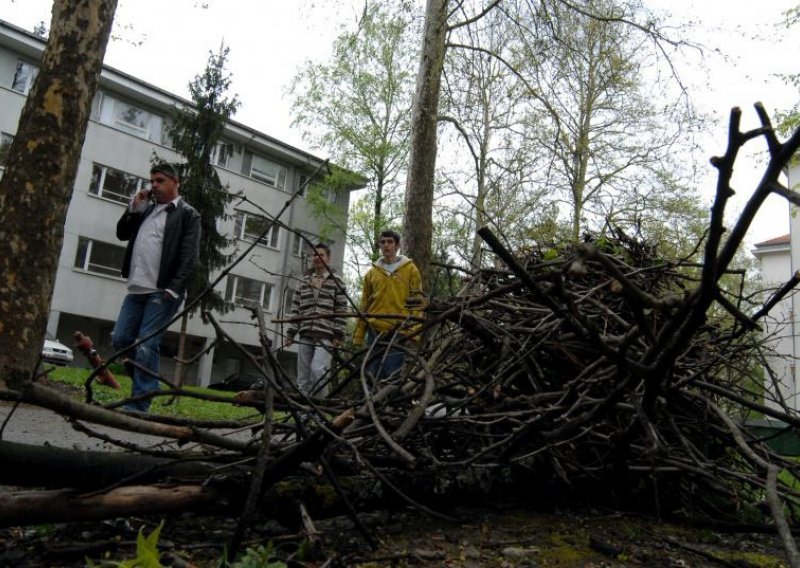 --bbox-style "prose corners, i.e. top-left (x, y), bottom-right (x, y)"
top-left (0, 440), bottom-right (221, 489)
top-left (0, 484), bottom-right (230, 527)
